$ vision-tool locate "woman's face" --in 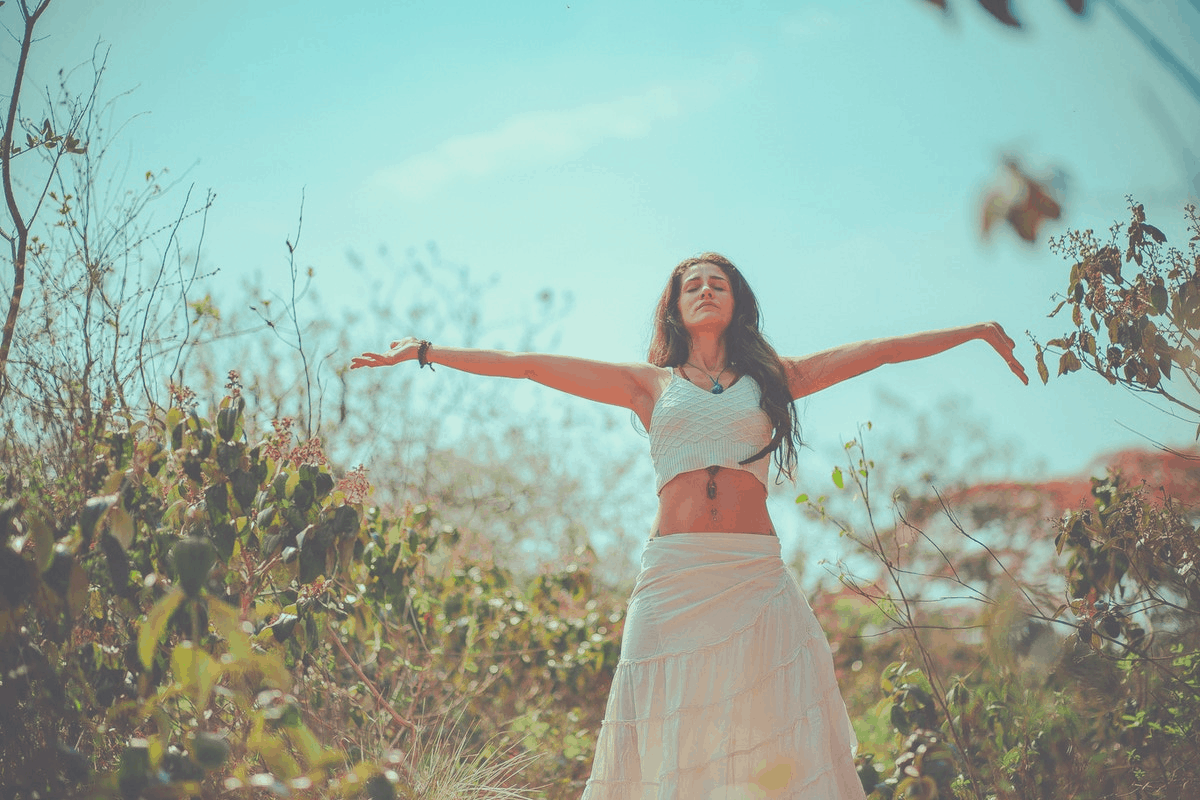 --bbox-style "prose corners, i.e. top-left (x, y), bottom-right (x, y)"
top-left (677, 261), bottom-right (735, 337)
